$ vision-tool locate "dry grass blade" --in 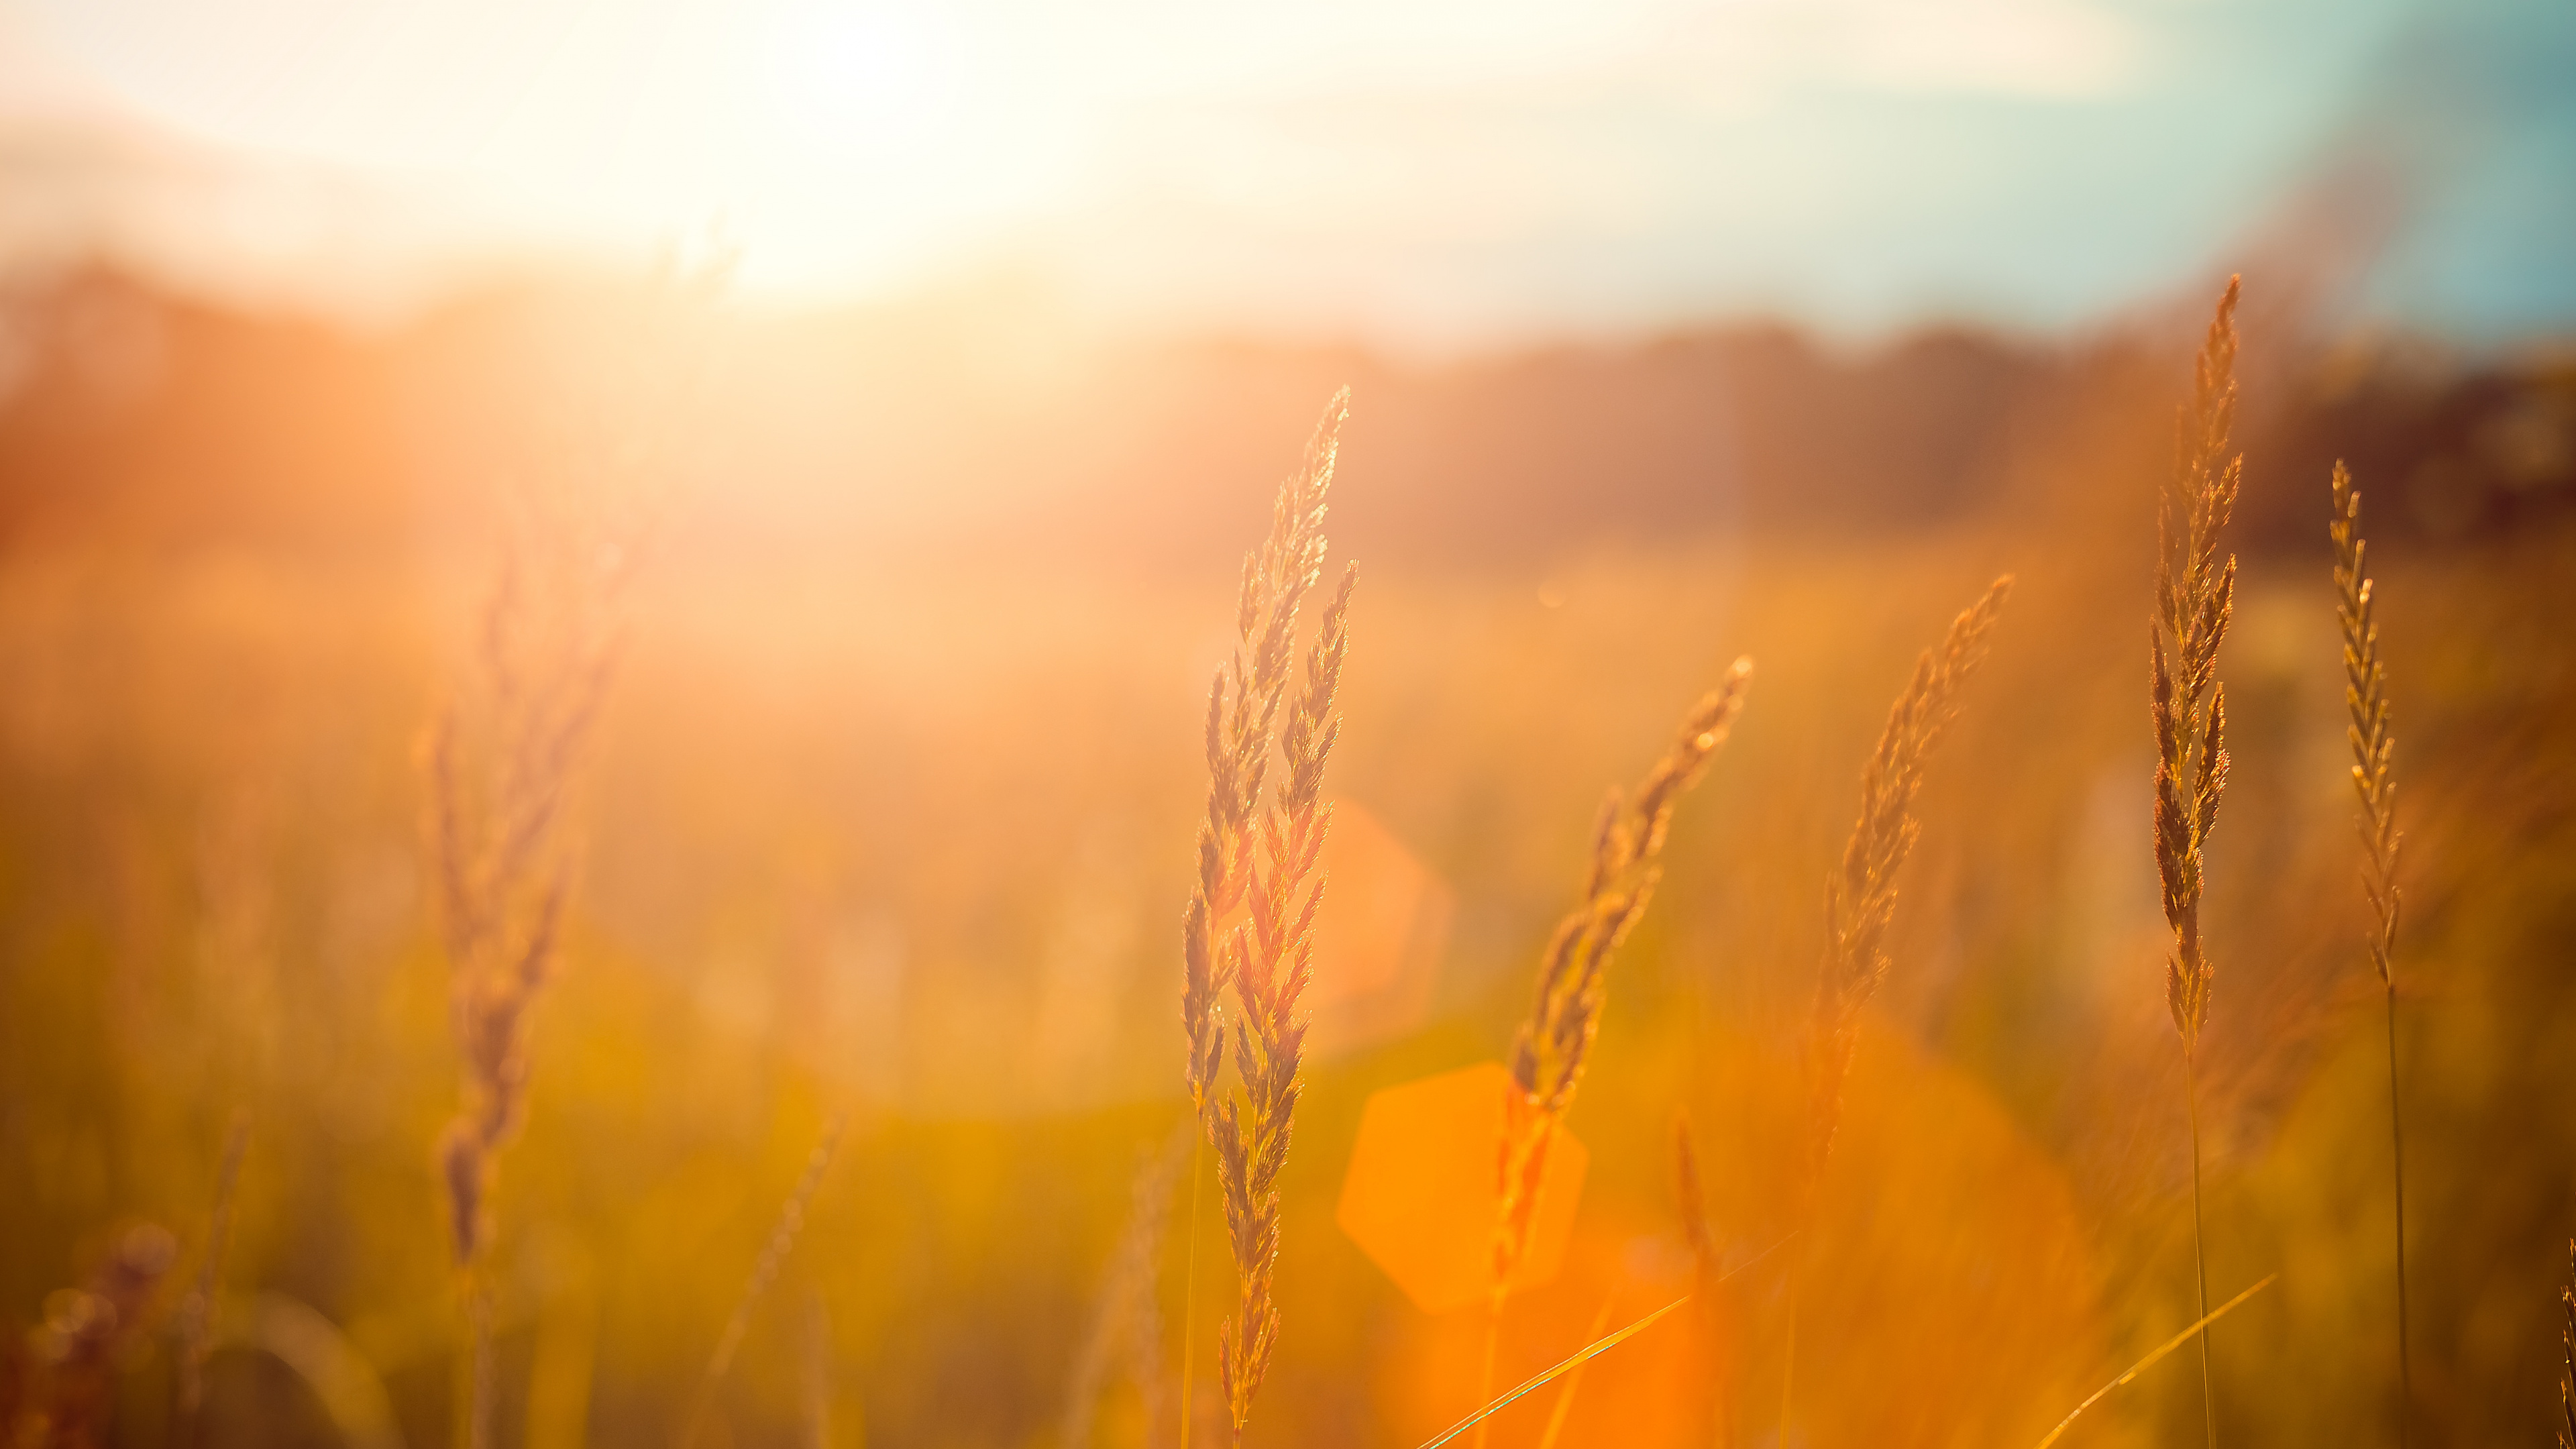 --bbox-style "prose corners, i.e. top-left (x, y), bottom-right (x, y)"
top-left (1177, 388), bottom-right (1358, 1446)
top-left (1413, 1296), bottom-right (1693, 1449)
top-left (1534, 1295), bottom-right (1617, 1449)
top-left (2152, 277), bottom-right (2243, 1449)
top-left (174, 1112), bottom-right (250, 1445)
top-left (1064, 1131), bottom-right (1187, 1449)
top-left (2029, 1273), bottom-right (2277, 1449)
top-left (1496, 659), bottom-right (1753, 1294)
top-left (2332, 459), bottom-right (2413, 1443)
top-left (678, 1112), bottom-right (849, 1449)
